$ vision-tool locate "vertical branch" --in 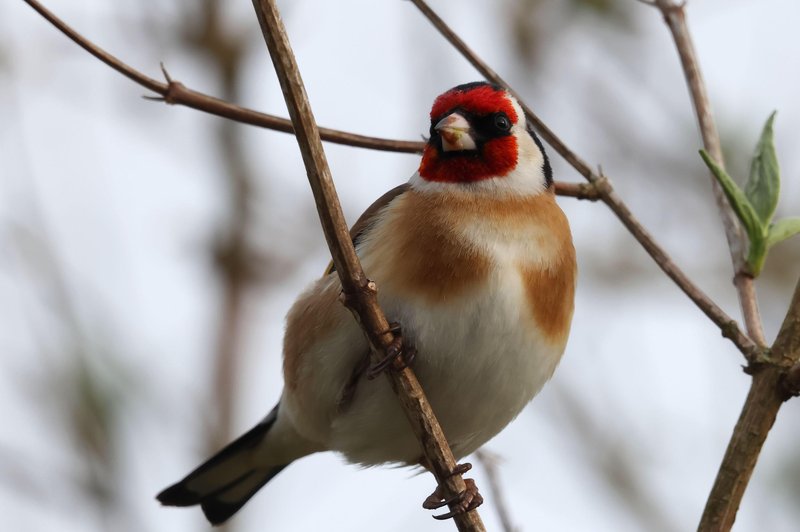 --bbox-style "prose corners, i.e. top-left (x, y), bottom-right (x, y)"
top-left (651, 0), bottom-right (766, 346)
top-left (248, 1), bottom-right (485, 530)
top-left (176, 0), bottom-right (253, 465)
top-left (699, 279), bottom-right (800, 530)
top-left (475, 450), bottom-right (517, 532)
top-left (734, 275), bottom-right (766, 346)
top-left (641, 3), bottom-right (795, 530)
